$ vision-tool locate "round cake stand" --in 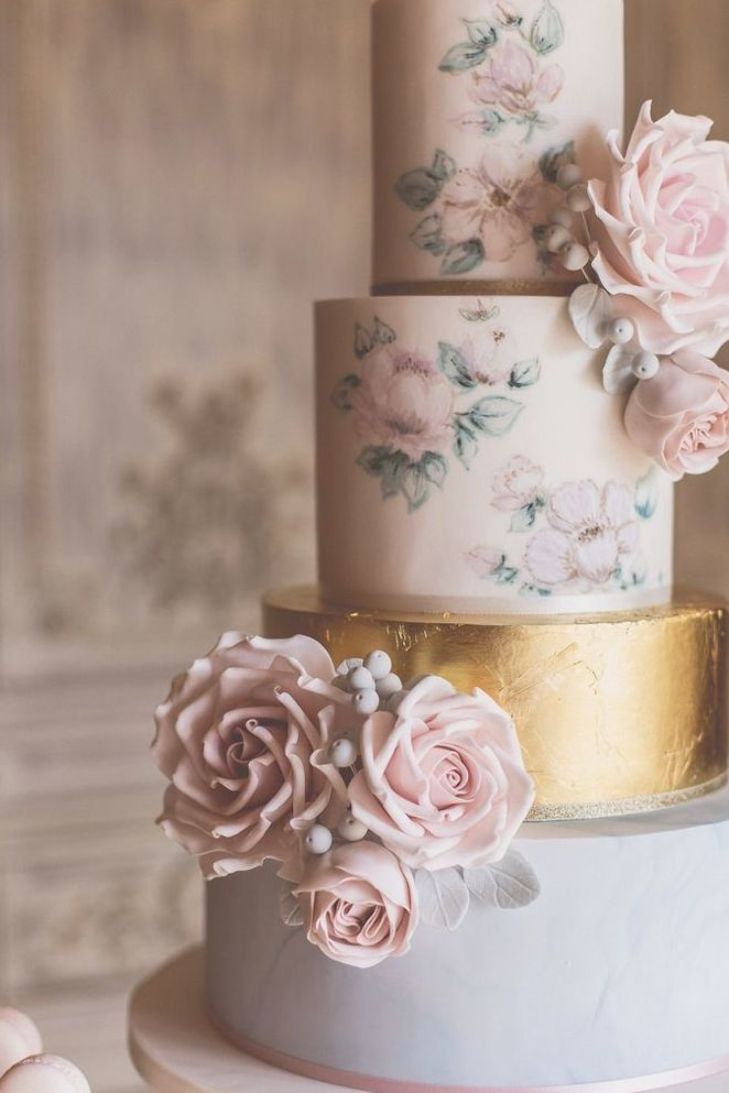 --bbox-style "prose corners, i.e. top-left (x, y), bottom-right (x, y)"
top-left (128, 949), bottom-right (728, 1093)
